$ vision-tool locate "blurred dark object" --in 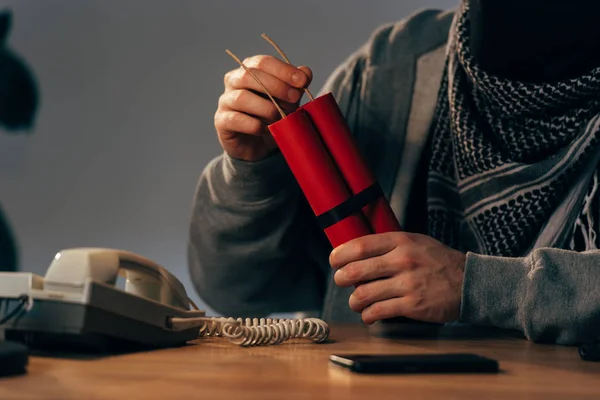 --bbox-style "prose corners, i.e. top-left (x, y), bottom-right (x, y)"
top-left (469, 0), bottom-right (600, 82)
top-left (0, 340), bottom-right (29, 377)
top-left (369, 319), bottom-right (525, 340)
top-left (0, 205), bottom-right (17, 272)
top-left (579, 339), bottom-right (600, 362)
top-left (0, 9), bottom-right (39, 272)
top-left (0, 10), bottom-right (39, 132)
